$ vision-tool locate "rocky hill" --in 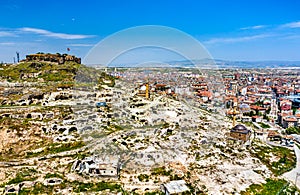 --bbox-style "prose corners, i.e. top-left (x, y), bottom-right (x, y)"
top-left (0, 60), bottom-right (299, 194)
